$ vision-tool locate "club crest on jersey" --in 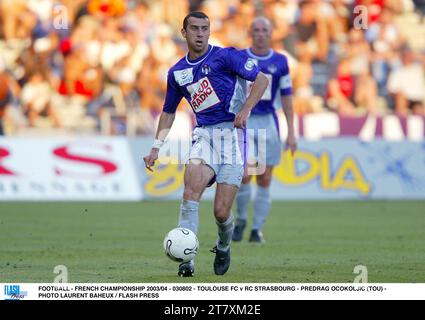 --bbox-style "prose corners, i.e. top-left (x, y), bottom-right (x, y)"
top-left (267, 64), bottom-right (277, 74)
top-left (187, 77), bottom-right (220, 113)
top-left (173, 68), bottom-right (194, 86)
top-left (202, 64), bottom-right (211, 75)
